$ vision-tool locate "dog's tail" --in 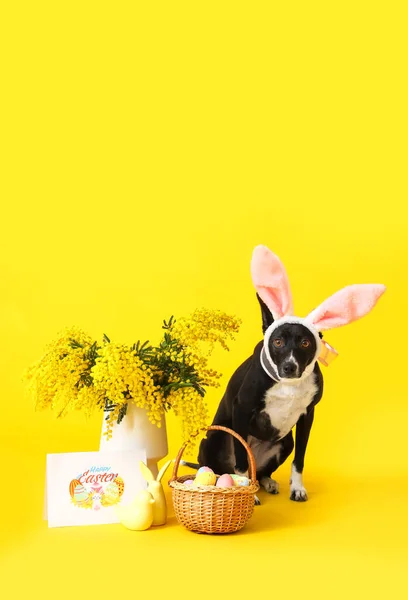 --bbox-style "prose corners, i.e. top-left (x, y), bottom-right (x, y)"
top-left (180, 460), bottom-right (200, 470)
